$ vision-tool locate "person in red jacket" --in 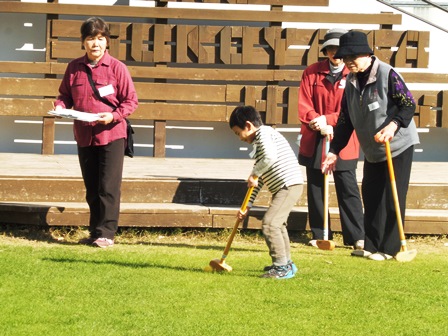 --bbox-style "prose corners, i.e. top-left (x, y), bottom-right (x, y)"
top-left (298, 28), bottom-right (364, 250)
